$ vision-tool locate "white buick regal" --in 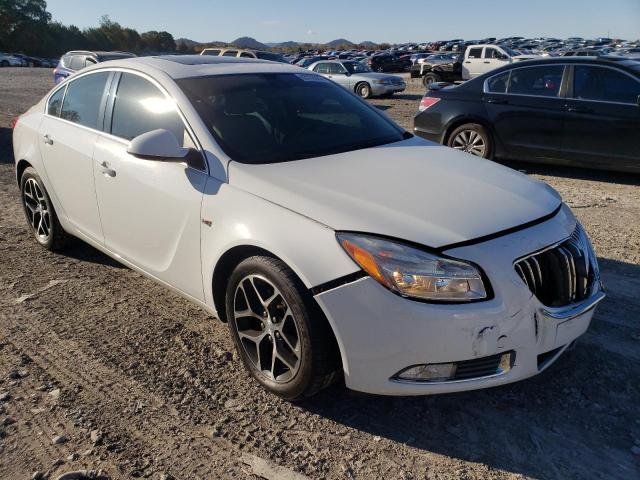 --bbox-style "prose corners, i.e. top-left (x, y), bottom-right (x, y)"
top-left (13, 56), bottom-right (605, 400)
